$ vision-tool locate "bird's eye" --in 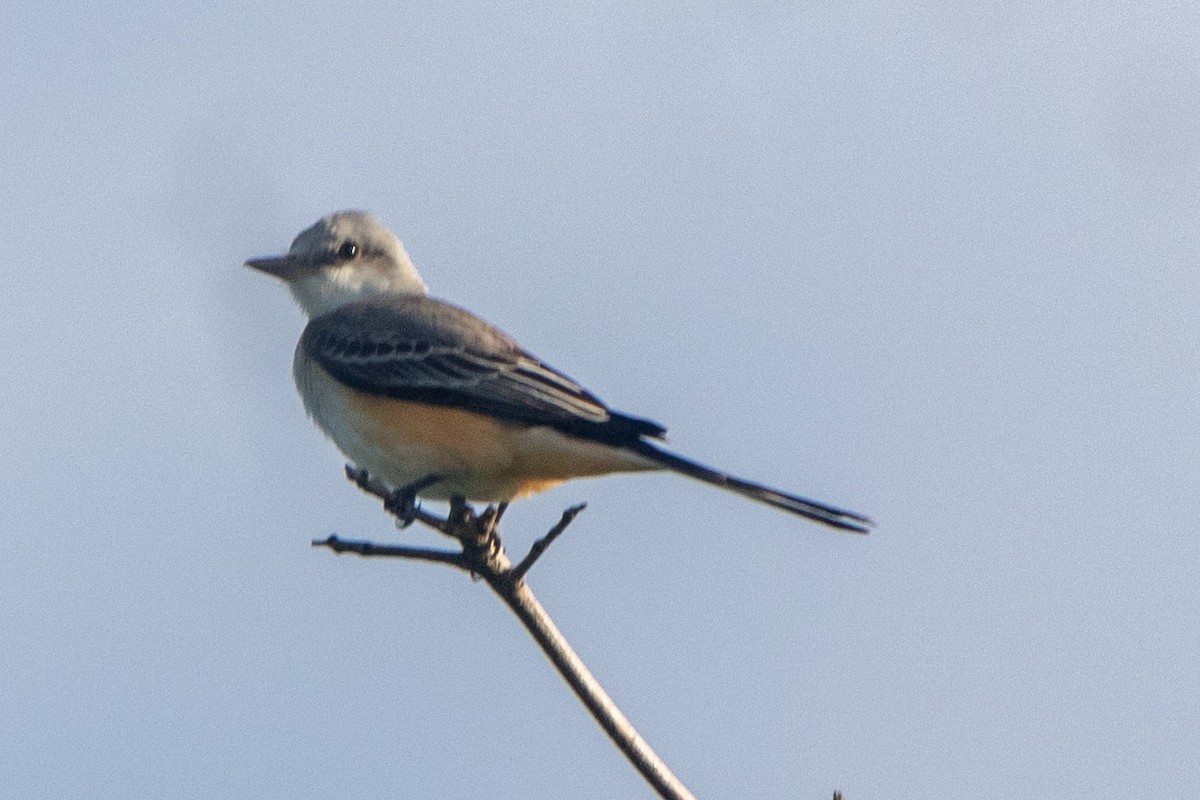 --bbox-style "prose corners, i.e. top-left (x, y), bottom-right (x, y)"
top-left (337, 241), bottom-right (359, 260)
